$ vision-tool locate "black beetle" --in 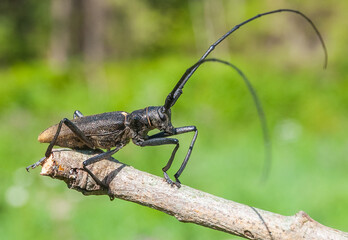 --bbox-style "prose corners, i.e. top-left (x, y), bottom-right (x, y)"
top-left (27, 9), bottom-right (327, 188)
